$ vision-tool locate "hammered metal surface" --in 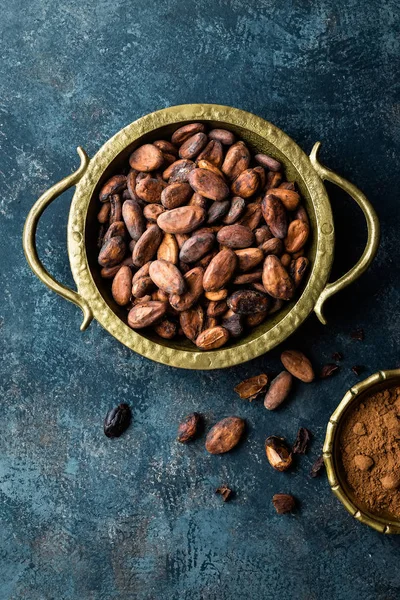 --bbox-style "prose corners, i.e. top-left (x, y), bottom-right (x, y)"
top-left (324, 368), bottom-right (400, 534)
top-left (67, 104), bottom-right (334, 369)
